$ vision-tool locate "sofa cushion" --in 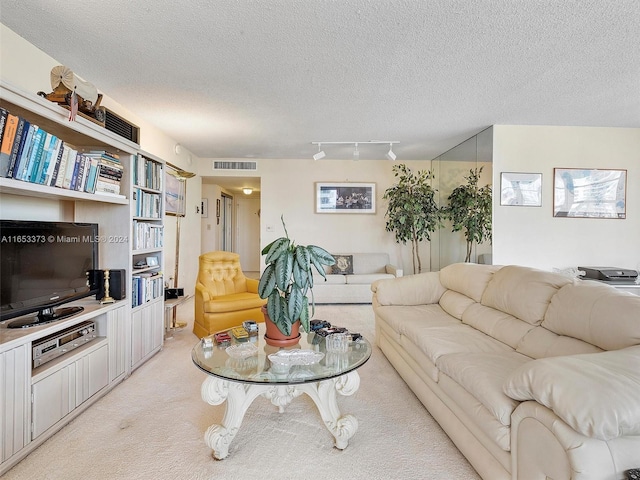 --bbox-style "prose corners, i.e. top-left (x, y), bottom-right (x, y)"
top-left (403, 323), bottom-right (513, 366)
top-left (346, 273), bottom-right (394, 285)
top-left (375, 304), bottom-right (460, 337)
top-left (515, 325), bottom-right (602, 359)
top-left (438, 290), bottom-right (476, 320)
top-left (503, 345), bottom-right (640, 440)
top-left (439, 263), bottom-right (501, 302)
top-left (204, 292), bottom-right (268, 313)
top-left (315, 274), bottom-right (347, 285)
top-left (481, 265), bottom-right (573, 326)
top-left (462, 303), bottom-right (534, 350)
top-left (437, 352), bottom-right (531, 426)
top-left (543, 281), bottom-right (640, 351)
top-left (331, 254), bottom-right (353, 274)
